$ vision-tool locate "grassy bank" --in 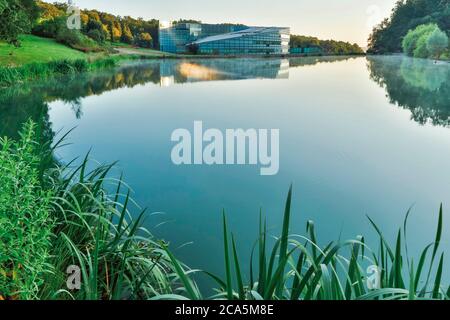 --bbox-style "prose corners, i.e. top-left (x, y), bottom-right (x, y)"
top-left (0, 121), bottom-right (448, 300)
top-left (0, 35), bottom-right (124, 88)
top-left (0, 35), bottom-right (90, 67)
top-left (0, 57), bottom-right (118, 88)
